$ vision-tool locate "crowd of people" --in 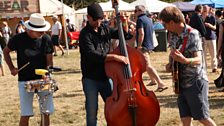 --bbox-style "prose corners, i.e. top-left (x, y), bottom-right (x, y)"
top-left (1, 1), bottom-right (224, 126)
top-left (78, 2), bottom-right (221, 126)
